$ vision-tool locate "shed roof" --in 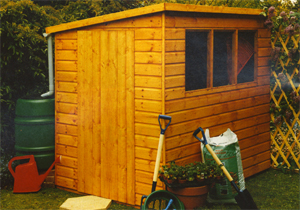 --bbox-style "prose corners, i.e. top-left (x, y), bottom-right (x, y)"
top-left (46, 3), bottom-right (263, 34)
